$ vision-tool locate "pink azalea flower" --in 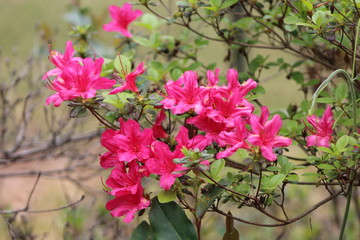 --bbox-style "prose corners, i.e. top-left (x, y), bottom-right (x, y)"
top-left (161, 71), bottom-right (203, 114)
top-left (100, 129), bottom-right (122, 169)
top-left (46, 57), bottom-right (116, 106)
top-left (42, 40), bottom-right (82, 80)
top-left (106, 187), bottom-right (150, 223)
top-left (247, 106), bottom-right (292, 161)
top-left (110, 62), bottom-right (145, 95)
top-left (106, 162), bottom-right (143, 197)
top-left (113, 118), bottom-right (154, 162)
top-left (186, 109), bottom-right (229, 144)
top-left (206, 68), bottom-right (220, 87)
top-left (152, 109), bottom-right (168, 139)
top-left (306, 105), bottom-right (334, 147)
top-left (103, 3), bottom-right (143, 38)
top-left (216, 117), bottom-right (250, 159)
top-left (205, 91), bottom-right (254, 128)
top-left (175, 126), bottom-right (208, 152)
top-left (146, 141), bottom-right (187, 190)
